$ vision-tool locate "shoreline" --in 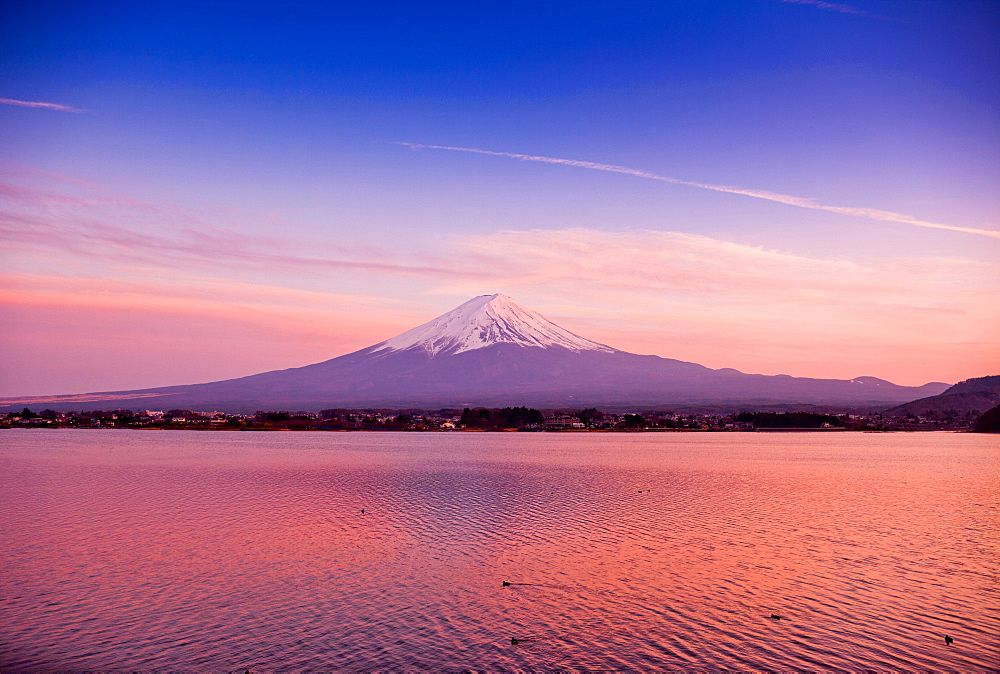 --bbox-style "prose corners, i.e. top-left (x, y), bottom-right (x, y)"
top-left (1, 425), bottom-right (958, 433)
